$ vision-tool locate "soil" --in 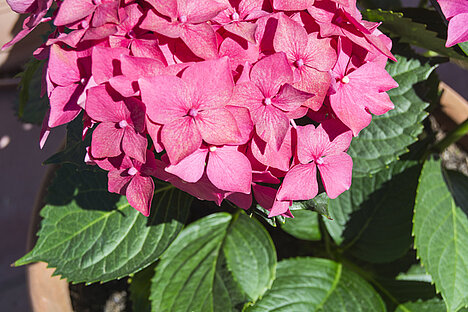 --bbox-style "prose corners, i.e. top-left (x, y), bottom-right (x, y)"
top-left (69, 278), bottom-right (131, 312)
